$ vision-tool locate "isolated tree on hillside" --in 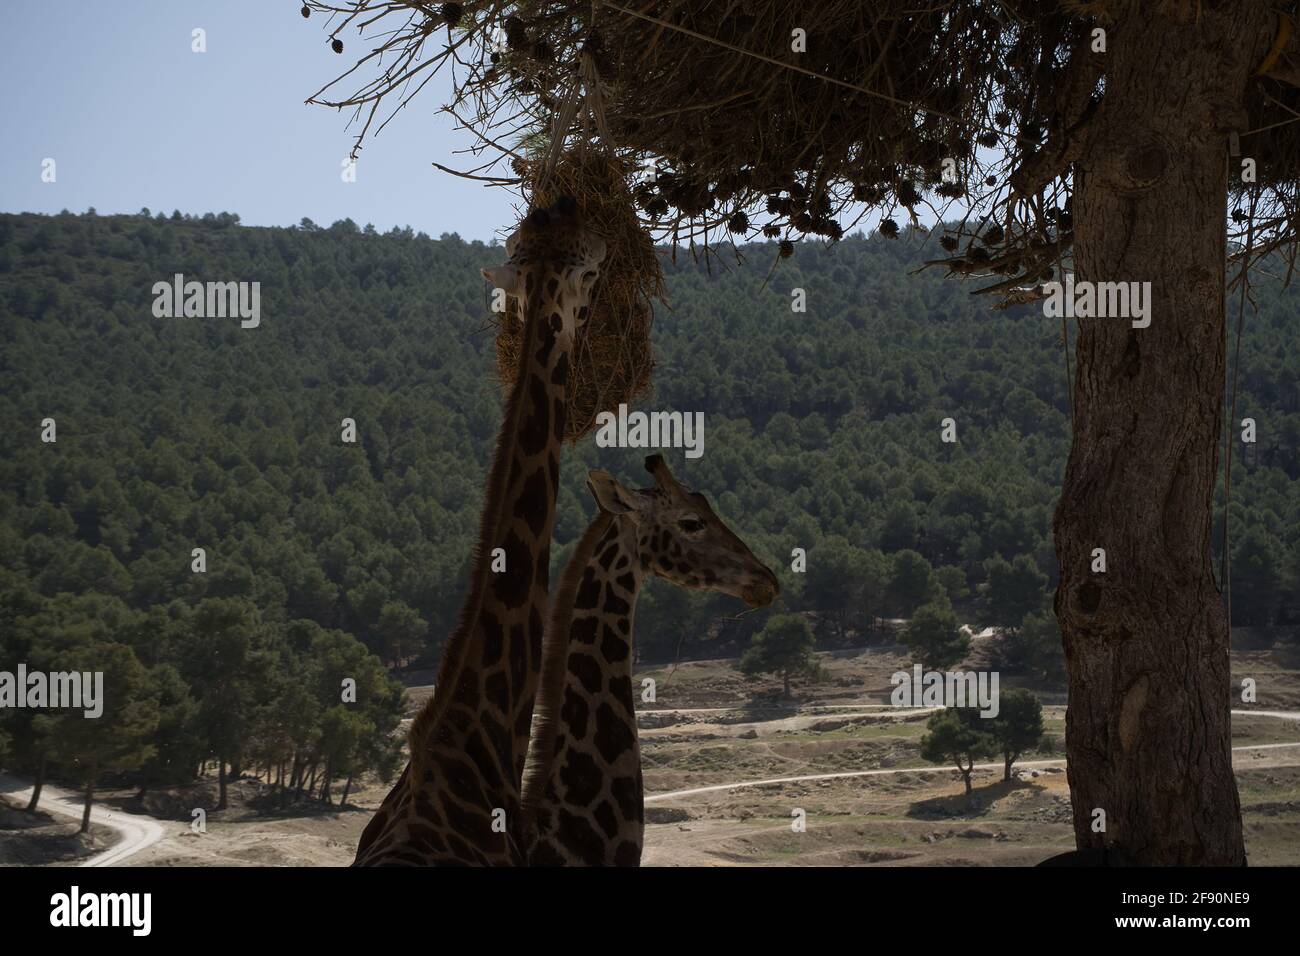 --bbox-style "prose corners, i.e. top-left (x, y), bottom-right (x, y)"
top-left (920, 707), bottom-right (995, 796)
top-left (989, 689), bottom-right (1046, 781)
top-left (739, 613), bottom-right (821, 699)
top-left (310, 0), bottom-right (1300, 863)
